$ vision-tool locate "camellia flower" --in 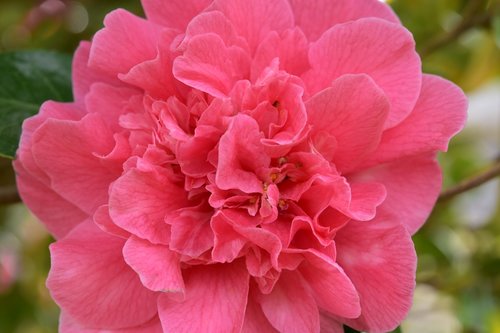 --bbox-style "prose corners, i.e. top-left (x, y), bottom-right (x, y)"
top-left (14, 0), bottom-right (467, 332)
